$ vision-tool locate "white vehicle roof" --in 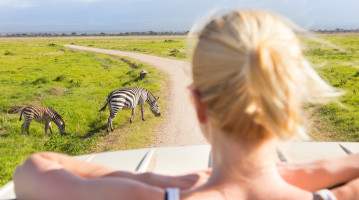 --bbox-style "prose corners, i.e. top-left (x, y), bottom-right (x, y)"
top-left (1, 142), bottom-right (358, 199)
